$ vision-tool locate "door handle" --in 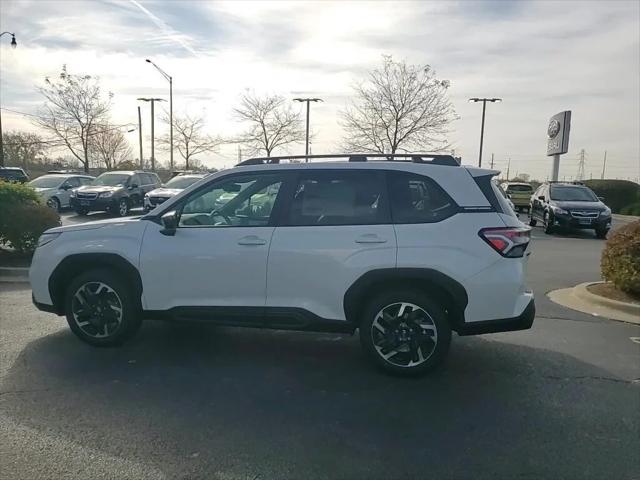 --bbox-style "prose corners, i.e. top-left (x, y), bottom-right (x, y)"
top-left (355, 234), bottom-right (388, 244)
top-left (237, 235), bottom-right (267, 246)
